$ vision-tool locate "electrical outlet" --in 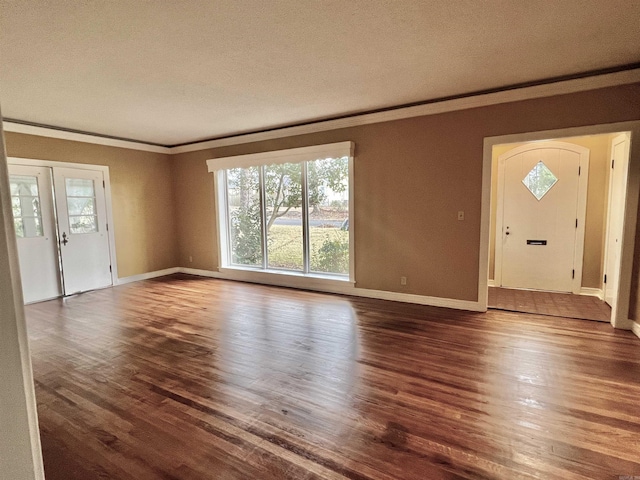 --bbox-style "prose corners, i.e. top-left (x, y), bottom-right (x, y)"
top-left (400, 276), bottom-right (407, 286)
top-left (189, 255), bottom-right (193, 263)
top-left (458, 211), bottom-right (464, 221)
